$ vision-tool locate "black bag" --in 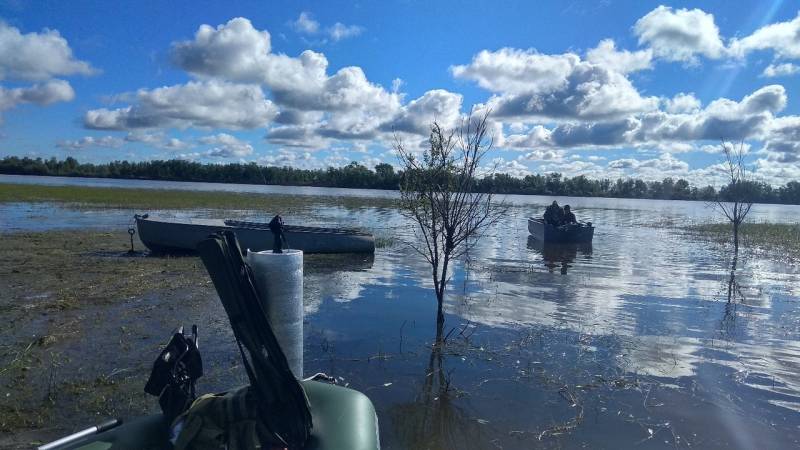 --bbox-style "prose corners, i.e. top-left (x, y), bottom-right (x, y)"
top-left (145, 325), bottom-right (203, 424)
